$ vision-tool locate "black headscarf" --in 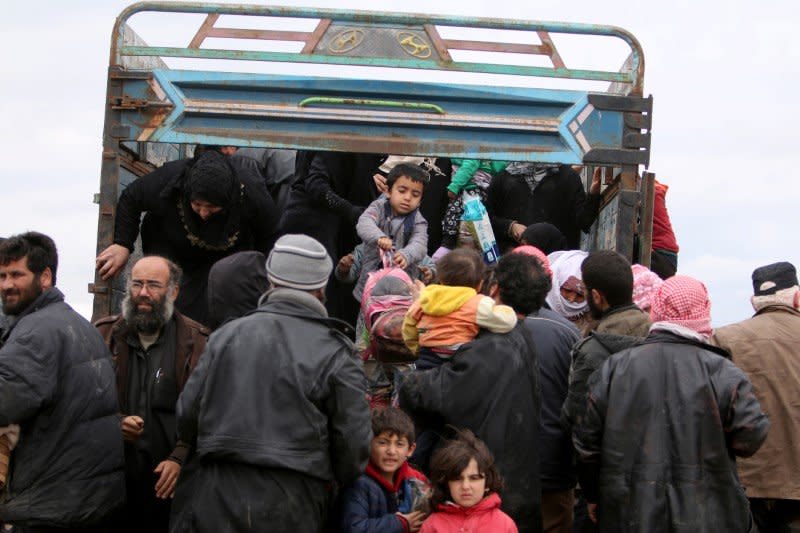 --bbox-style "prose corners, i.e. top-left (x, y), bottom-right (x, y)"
top-left (185, 151), bottom-right (238, 207)
top-left (206, 251), bottom-right (268, 330)
top-left (179, 151), bottom-right (243, 251)
top-left (520, 222), bottom-right (568, 255)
